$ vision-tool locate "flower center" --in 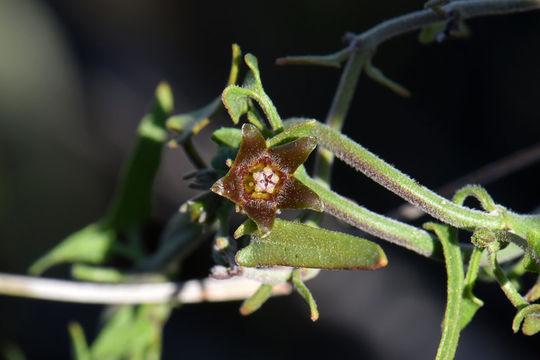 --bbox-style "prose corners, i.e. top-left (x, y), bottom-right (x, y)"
top-left (244, 165), bottom-right (281, 199)
top-left (253, 166), bottom-right (280, 194)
